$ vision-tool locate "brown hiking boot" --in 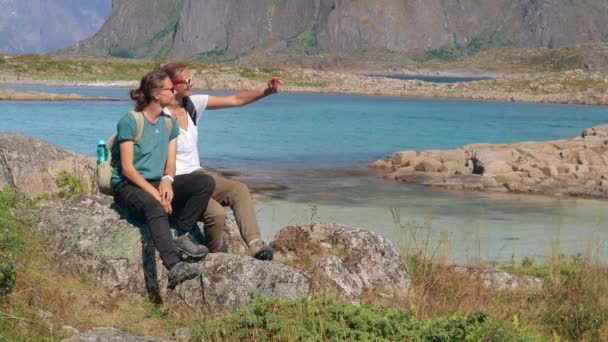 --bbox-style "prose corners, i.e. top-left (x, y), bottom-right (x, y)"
top-left (247, 240), bottom-right (274, 261)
